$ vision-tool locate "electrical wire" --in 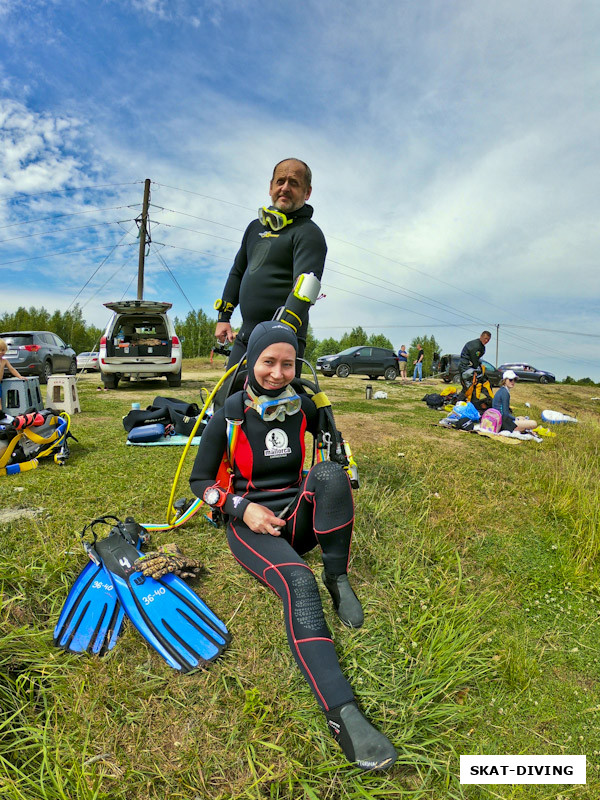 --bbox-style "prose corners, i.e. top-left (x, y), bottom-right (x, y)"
top-left (66, 226), bottom-right (138, 311)
top-left (151, 245), bottom-right (196, 312)
top-left (0, 182), bottom-right (143, 204)
top-left (0, 204), bottom-right (138, 231)
top-left (0, 242), bottom-right (135, 267)
top-left (0, 219), bottom-right (134, 244)
top-left (151, 182), bottom-right (252, 211)
top-left (148, 204), bottom-right (245, 233)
